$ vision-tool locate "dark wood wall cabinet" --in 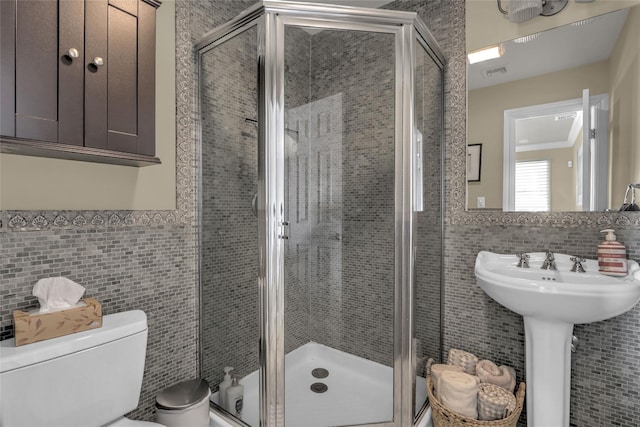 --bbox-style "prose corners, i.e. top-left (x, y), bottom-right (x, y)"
top-left (0, 0), bottom-right (161, 167)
